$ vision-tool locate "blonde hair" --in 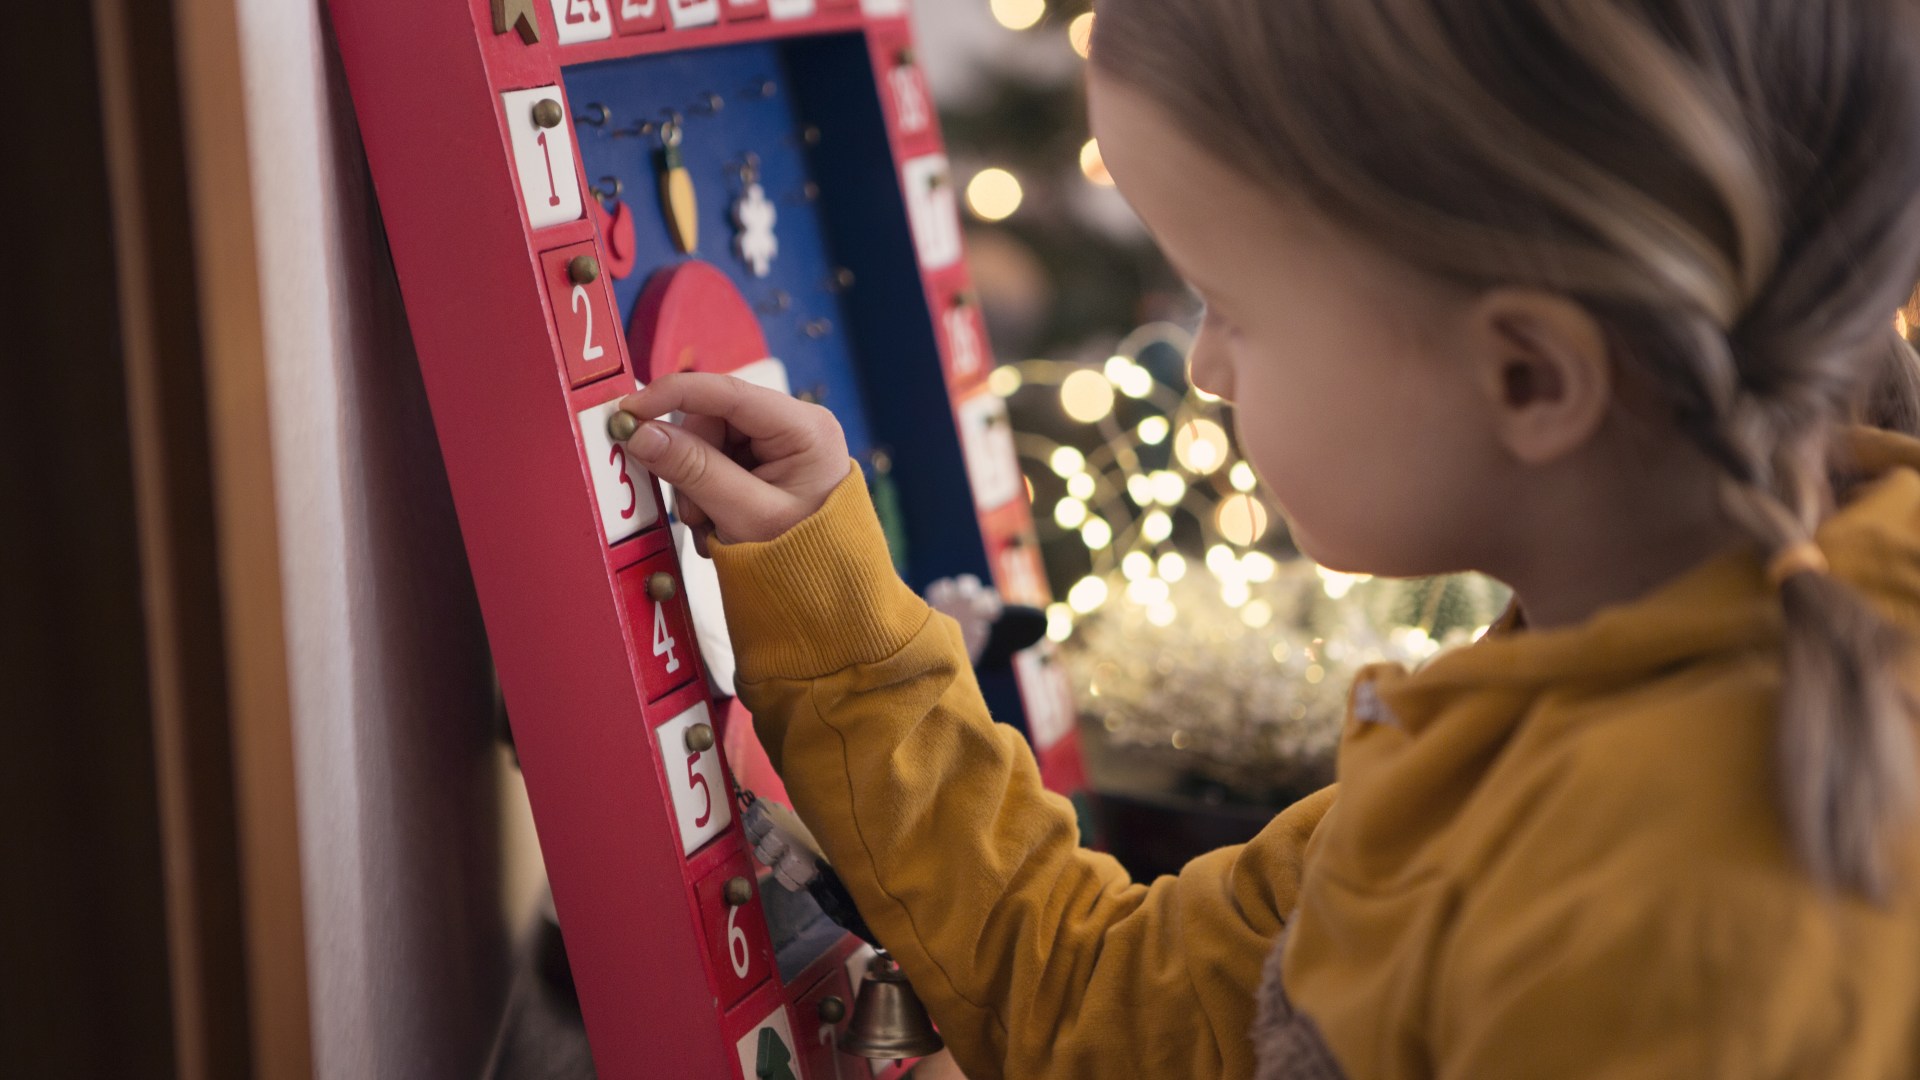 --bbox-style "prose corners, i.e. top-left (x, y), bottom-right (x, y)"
top-left (1093, 0), bottom-right (1920, 899)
